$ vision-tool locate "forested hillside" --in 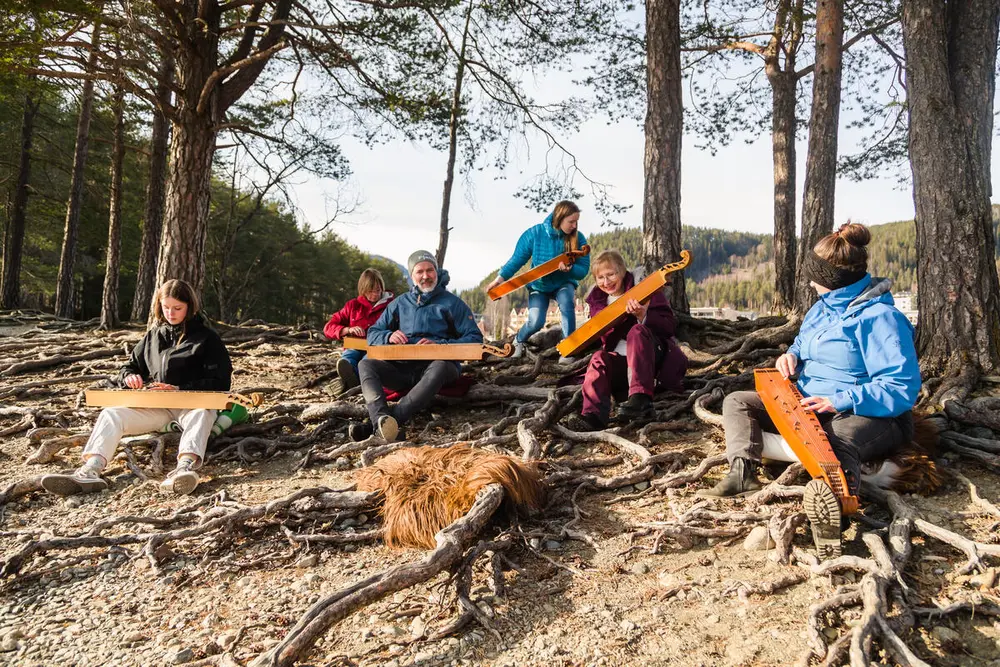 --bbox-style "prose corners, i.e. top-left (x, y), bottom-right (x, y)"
top-left (0, 81), bottom-right (405, 326)
top-left (461, 207), bottom-right (1000, 314)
